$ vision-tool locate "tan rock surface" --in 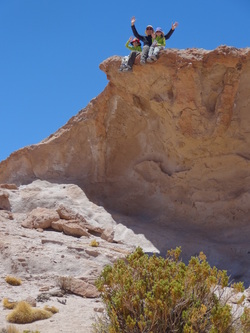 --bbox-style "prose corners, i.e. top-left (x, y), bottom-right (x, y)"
top-left (0, 181), bottom-right (154, 332)
top-left (0, 47), bottom-right (249, 278)
top-left (0, 47), bottom-right (250, 224)
top-left (0, 47), bottom-right (250, 331)
top-left (22, 207), bottom-right (60, 229)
